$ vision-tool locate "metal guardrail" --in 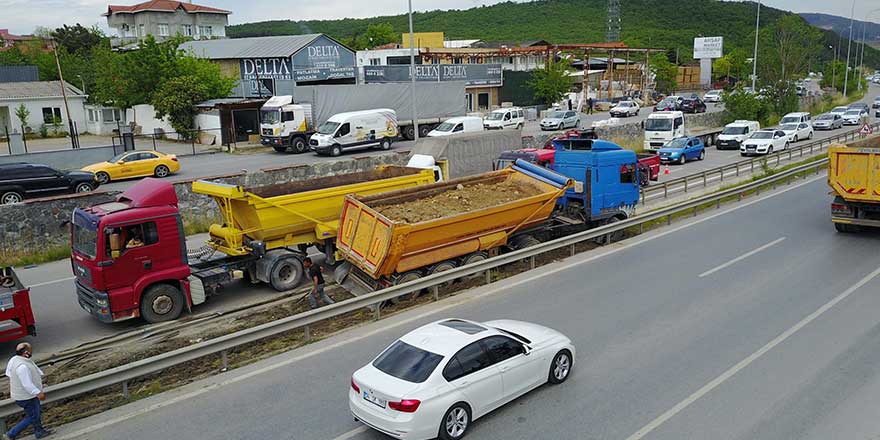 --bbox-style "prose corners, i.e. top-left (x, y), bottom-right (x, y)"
top-left (640, 122), bottom-right (880, 204)
top-left (0, 155), bottom-right (835, 421)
